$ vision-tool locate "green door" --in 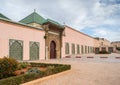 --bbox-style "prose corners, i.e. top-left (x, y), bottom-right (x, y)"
top-left (9, 40), bottom-right (23, 60)
top-left (30, 42), bottom-right (39, 60)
